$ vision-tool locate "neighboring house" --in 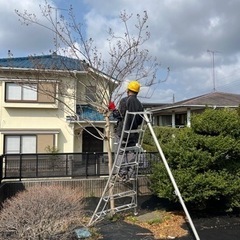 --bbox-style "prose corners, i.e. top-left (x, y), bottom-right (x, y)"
top-left (0, 54), bottom-right (117, 155)
top-left (142, 102), bottom-right (167, 109)
top-left (151, 91), bottom-right (240, 128)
